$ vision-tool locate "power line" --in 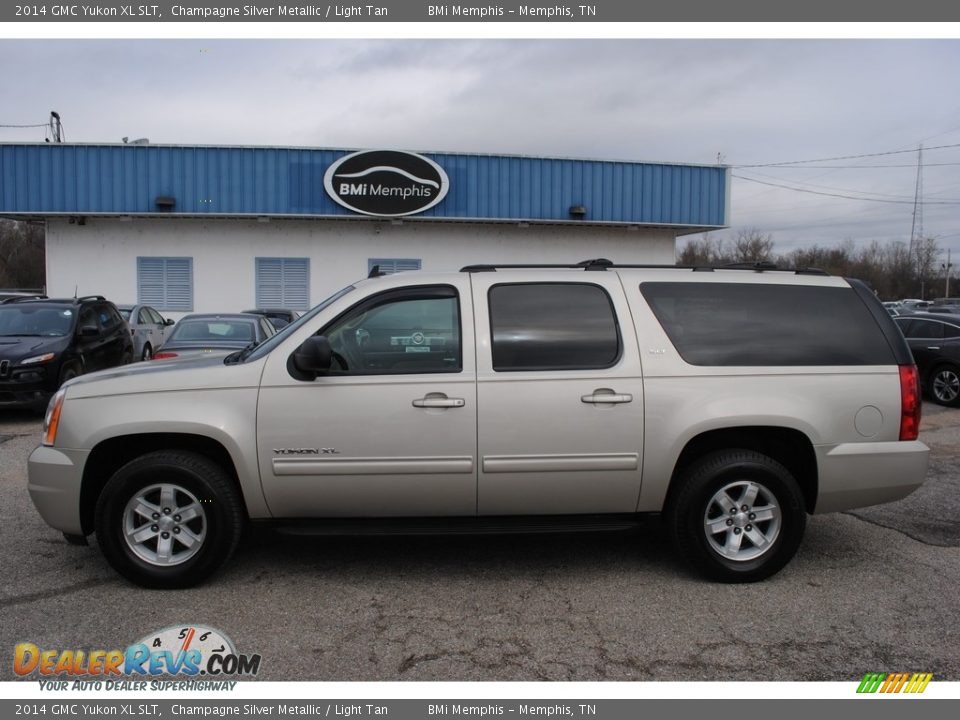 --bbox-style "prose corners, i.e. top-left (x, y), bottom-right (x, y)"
top-left (746, 162), bottom-right (960, 169)
top-left (732, 174), bottom-right (960, 205)
top-left (0, 122), bottom-right (49, 128)
top-left (734, 142), bottom-right (960, 168)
